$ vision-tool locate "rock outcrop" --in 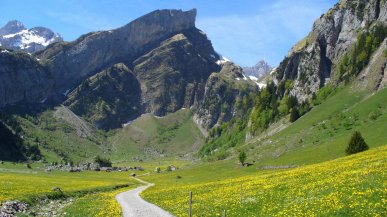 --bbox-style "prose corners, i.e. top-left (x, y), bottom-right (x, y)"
top-left (196, 61), bottom-right (258, 128)
top-left (272, 0), bottom-right (387, 101)
top-left (0, 201), bottom-right (28, 217)
top-left (133, 30), bottom-right (220, 117)
top-left (64, 63), bottom-right (142, 129)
